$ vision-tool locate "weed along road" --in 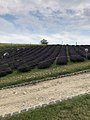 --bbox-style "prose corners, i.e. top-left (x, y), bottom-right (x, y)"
top-left (0, 72), bottom-right (90, 116)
